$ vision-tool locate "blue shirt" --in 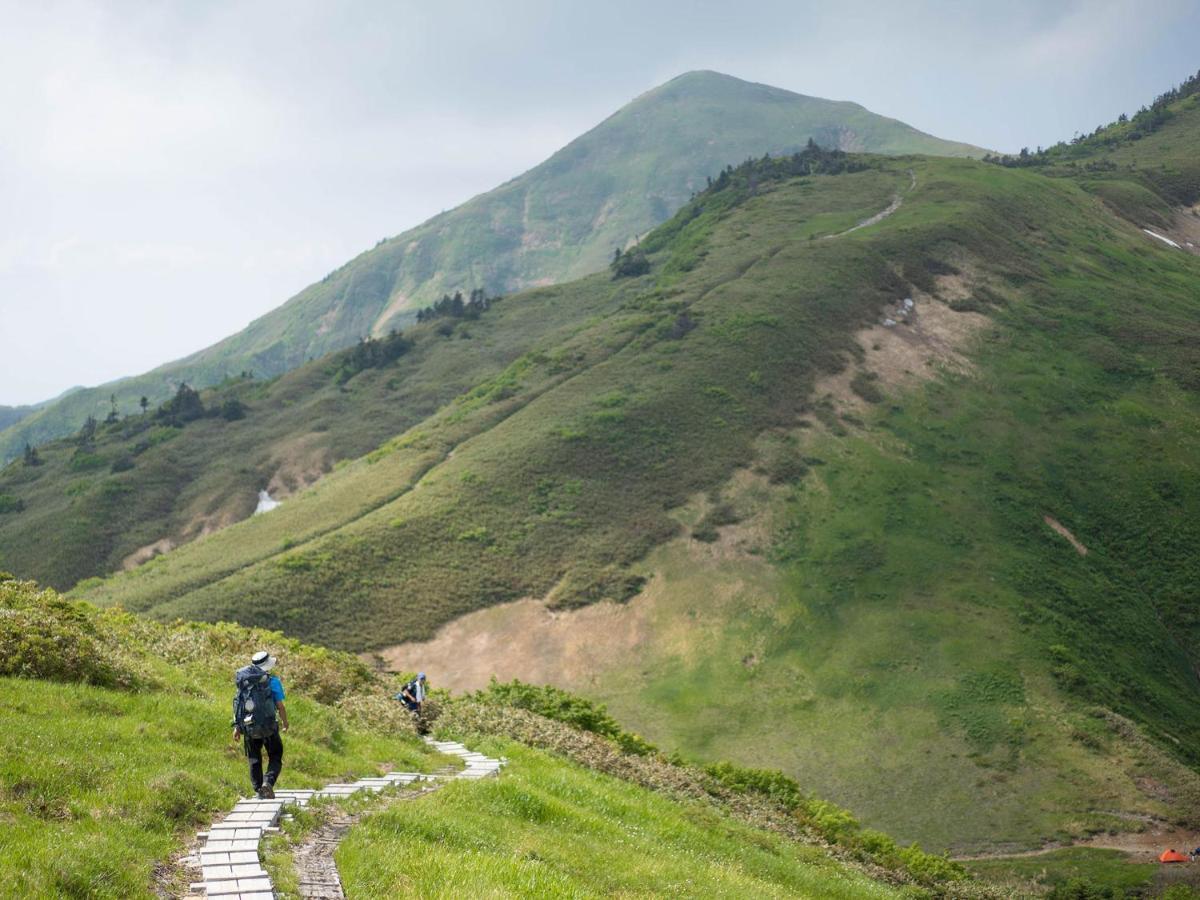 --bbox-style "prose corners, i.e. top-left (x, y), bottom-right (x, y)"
top-left (269, 675), bottom-right (285, 703)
